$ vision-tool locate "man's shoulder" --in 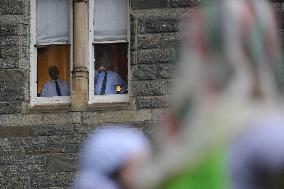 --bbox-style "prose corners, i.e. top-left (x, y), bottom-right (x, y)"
top-left (95, 70), bottom-right (122, 80)
top-left (58, 80), bottom-right (69, 87)
top-left (108, 71), bottom-right (121, 78)
top-left (59, 80), bottom-right (68, 84)
top-left (43, 80), bottom-right (54, 86)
